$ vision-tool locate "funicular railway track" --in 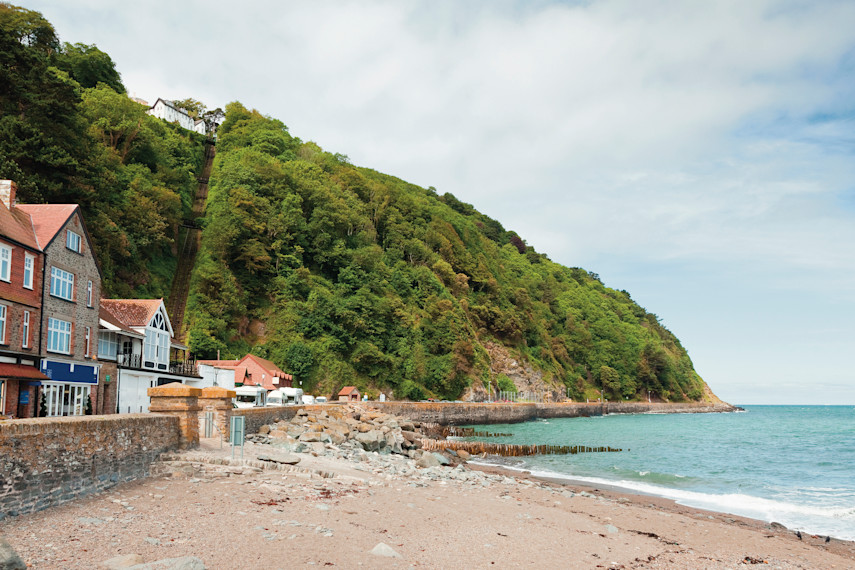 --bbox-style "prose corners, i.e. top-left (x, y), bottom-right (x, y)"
top-left (166, 140), bottom-right (215, 342)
